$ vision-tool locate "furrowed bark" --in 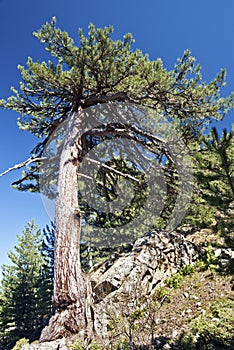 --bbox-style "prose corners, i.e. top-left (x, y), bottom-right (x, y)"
top-left (40, 108), bottom-right (88, 341)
